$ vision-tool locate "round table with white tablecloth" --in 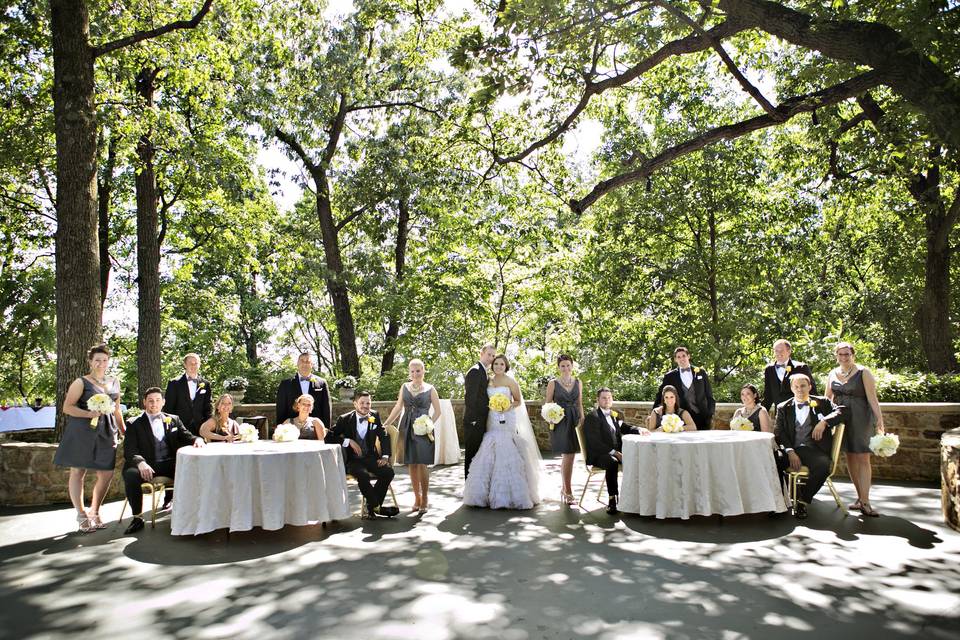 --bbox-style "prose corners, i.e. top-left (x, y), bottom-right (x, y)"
top-left (618, 430), bottom-right (787, 519)
top-left (171, 440), bottom-right (350, 535)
